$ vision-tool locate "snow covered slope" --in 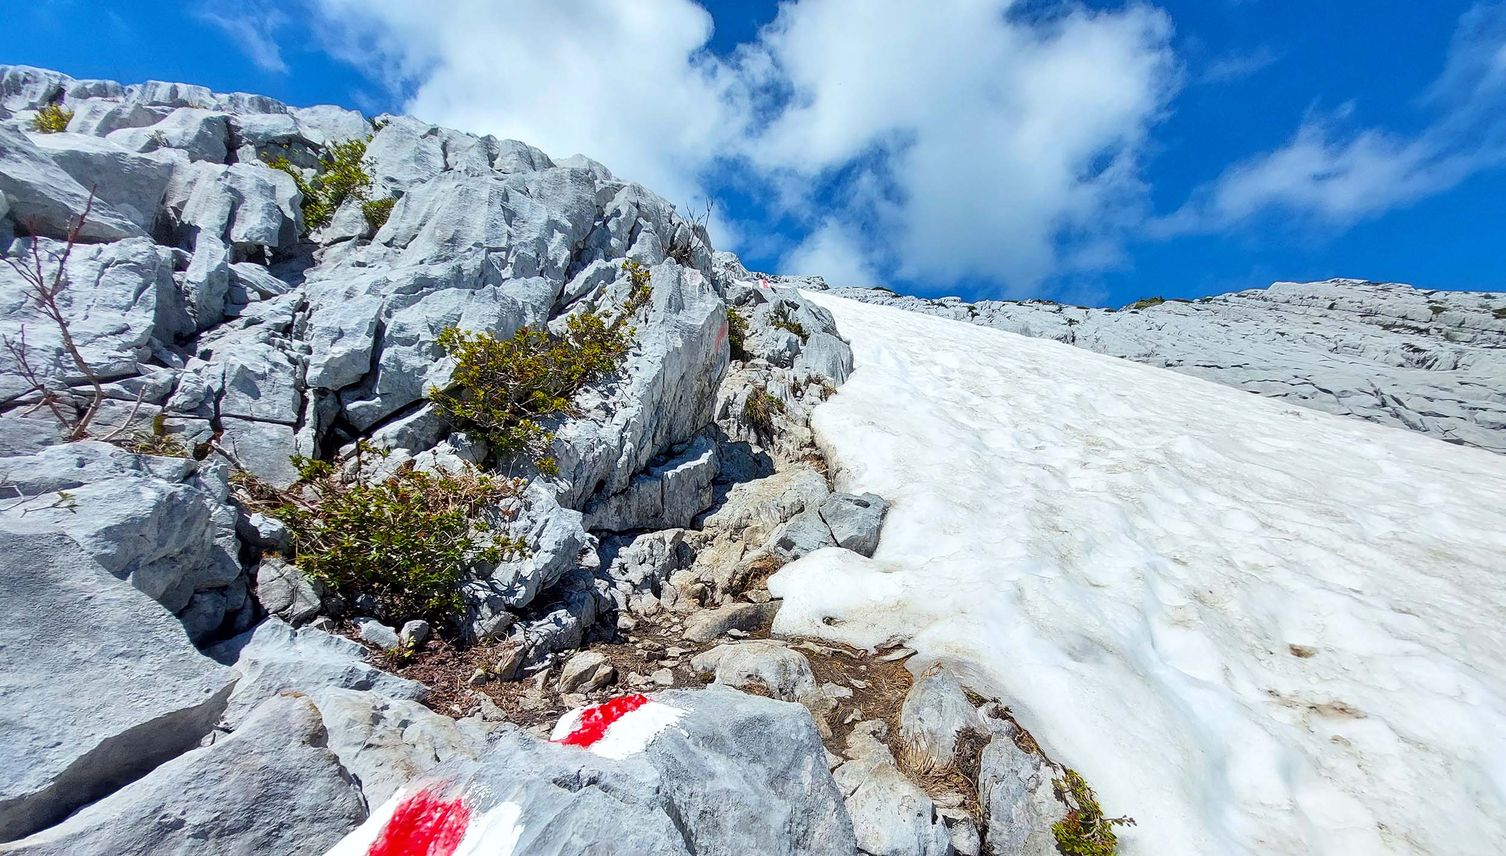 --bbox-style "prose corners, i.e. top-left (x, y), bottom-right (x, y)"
top-left (770, 294), bottom-right (1506, 855)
